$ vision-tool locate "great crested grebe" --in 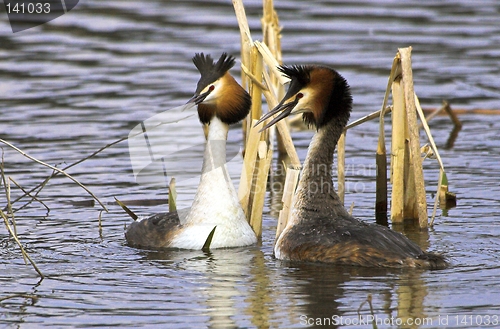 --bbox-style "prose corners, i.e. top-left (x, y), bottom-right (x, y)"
top-left (257, 65), bottom-right (447, 269)
top-left (125, 53), bottom-right (257, 250)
